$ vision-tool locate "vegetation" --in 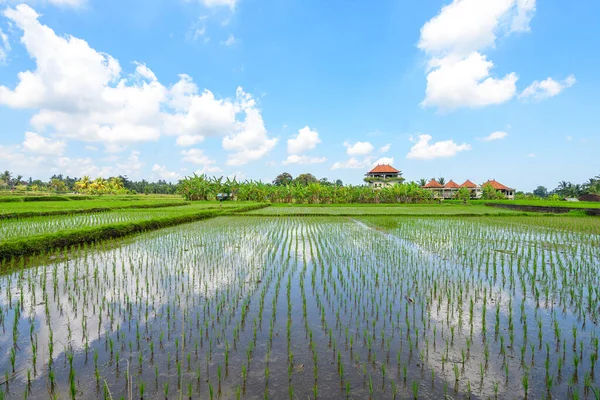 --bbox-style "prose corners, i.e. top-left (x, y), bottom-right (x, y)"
top-left (178, 173), bottom-right (434, 203)
top-left (0, 212), bottom-right (598, 399)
